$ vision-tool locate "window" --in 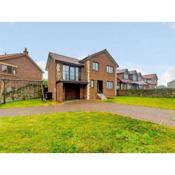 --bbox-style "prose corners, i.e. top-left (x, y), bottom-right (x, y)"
top-left (106, 81), bottom-right (113, 89)
top-left (92, 62), bottom-right (99, 71)
top-left (1, 64), bottom-right (16, 75)
top-left (133, 74), bottom-right (137, 81)
top-left (70, 67), bottom-right (75, 80)
top-left (90, 80), bottom-right (95, 88)
top-left (63, 65), bottom-right (80, 81)
top-left (75, 67), bottom-right (79, 81)
top-left (63, 65), bottom-right (69, 80)
top-left (124, 72), bottom-right (128, 80)
top-left (106, 65), bottom-right (113, 73)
